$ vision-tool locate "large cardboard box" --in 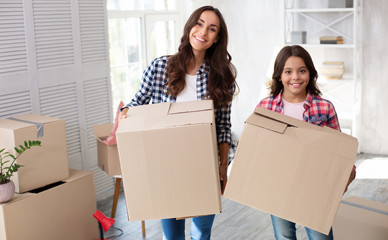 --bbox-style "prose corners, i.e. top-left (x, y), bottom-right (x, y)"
top-left (92, 123), bottom-right (121, 176)
top-left (224, 107), bottom-right (358, 234)
top-left (116, 100), bottom-right (221, 220)
top-left (0, 114), bottom-right (69, 193)
top-left (0, 169), bottom-right (99, 240)
top-left (333, 196), bottom-right (388, 240)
